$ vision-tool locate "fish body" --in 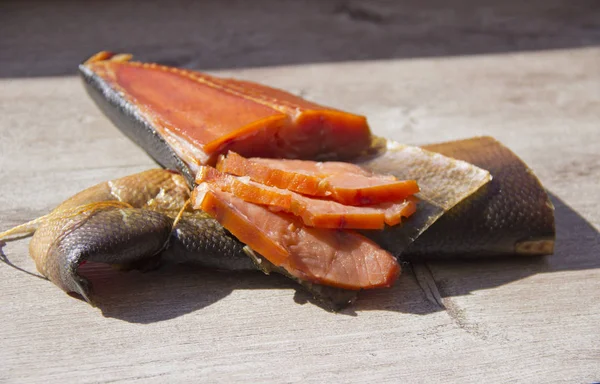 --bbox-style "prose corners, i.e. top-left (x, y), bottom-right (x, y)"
top-left (0, 52), bottom-right (556, 309)
top-left (78, 52), bottom-right (554, 261)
